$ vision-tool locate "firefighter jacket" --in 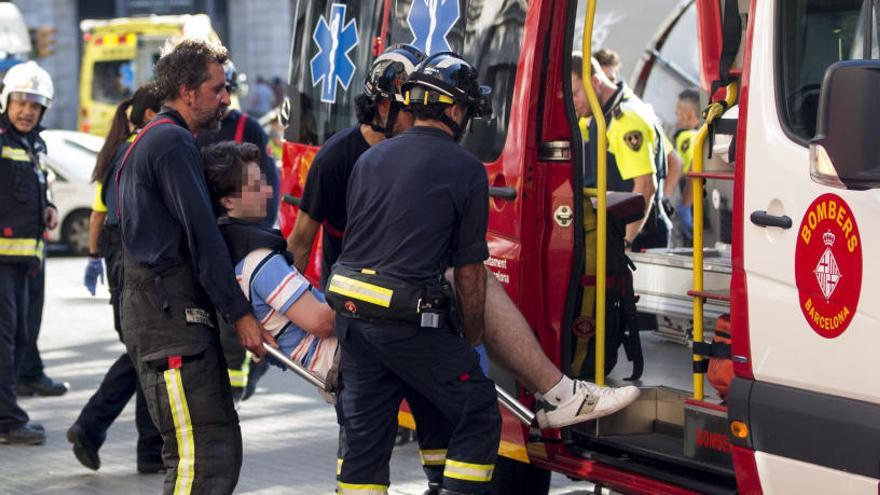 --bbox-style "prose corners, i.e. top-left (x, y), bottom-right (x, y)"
top-left (0, 115), bottom-right (51, 266)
